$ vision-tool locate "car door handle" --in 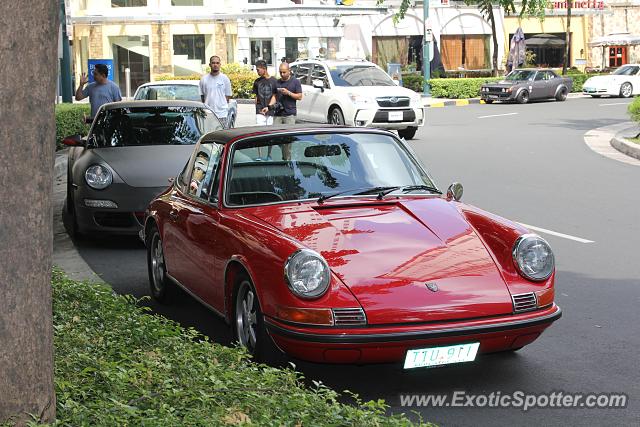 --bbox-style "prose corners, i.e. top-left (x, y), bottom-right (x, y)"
top-left (169, 210), bottom-right (179, 221)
